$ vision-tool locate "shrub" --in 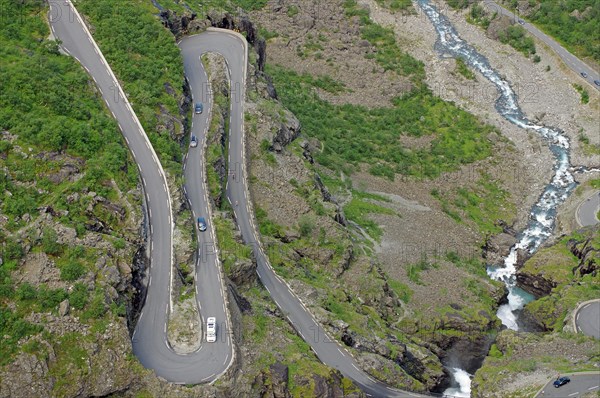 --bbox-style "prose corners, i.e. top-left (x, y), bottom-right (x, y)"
top-left (60, 260), bottom-right (86, 281)
top-left (498, 25), bottom-right (536, 56)
top-left (298, 216), bottom-right (315, 237)
top-left (456, 57), bottom-right (476, 80)
top-left (83, 290), bottom-right (107, 319)
top-left (0, 308), bottom-right (42, 365)
top-left (573, 84), bottom-right (590, 104)
top-left (3, 188), bottom-right (37, 219)
top-left (3, 238), bottom-right (23, 260)
top-left (38, 286), bottom-right (68, 310)
top-left (488, 343), bottom-right (503, 358)
top-left (70, 283), bottom-right (89, 310)
top-left (41, 228), bottom-right (61, 255)
top-left (114, 238), bottom-right (125, 250)
top-left (16, 283), bottom-right (37, 301)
